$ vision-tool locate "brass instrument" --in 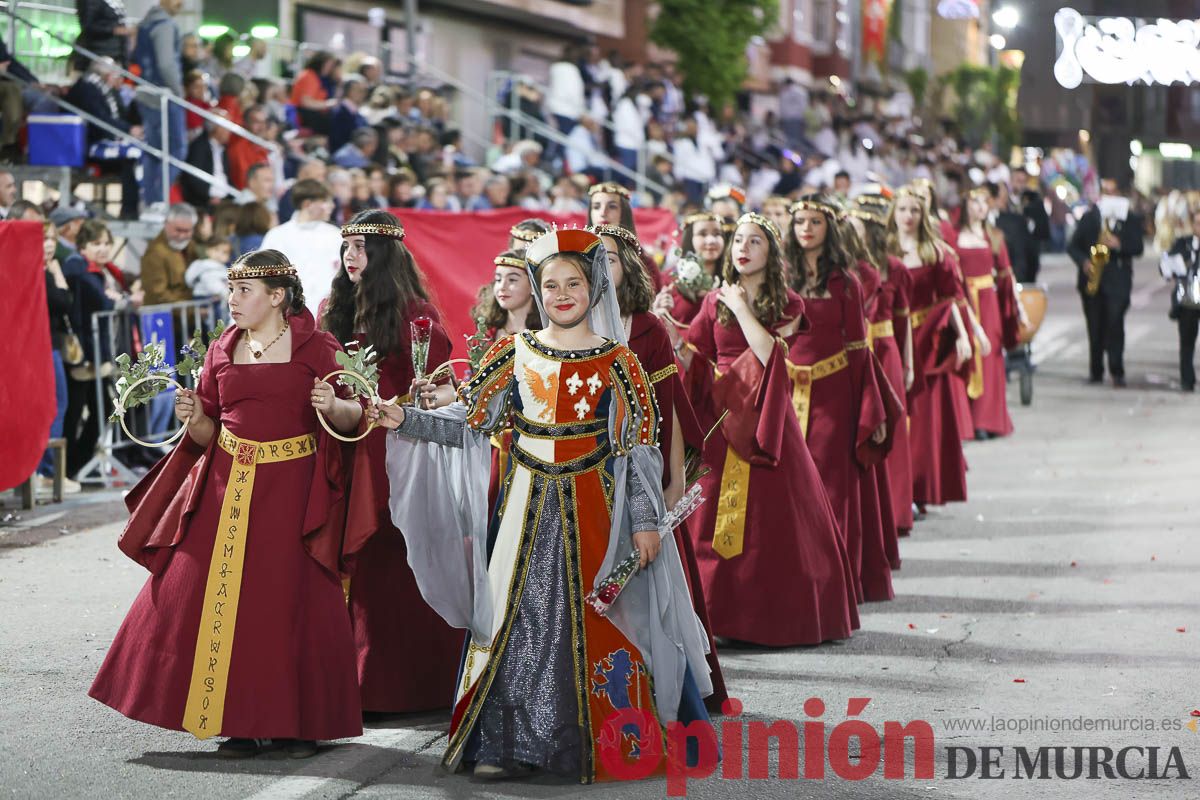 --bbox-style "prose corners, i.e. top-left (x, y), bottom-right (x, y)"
top-left (1086, 219), bottom-right (1113, 296)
